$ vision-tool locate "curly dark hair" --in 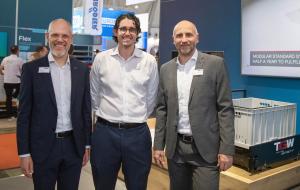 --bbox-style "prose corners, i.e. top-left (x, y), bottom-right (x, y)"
top-left (113, 13), bottom-right (141, 43)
